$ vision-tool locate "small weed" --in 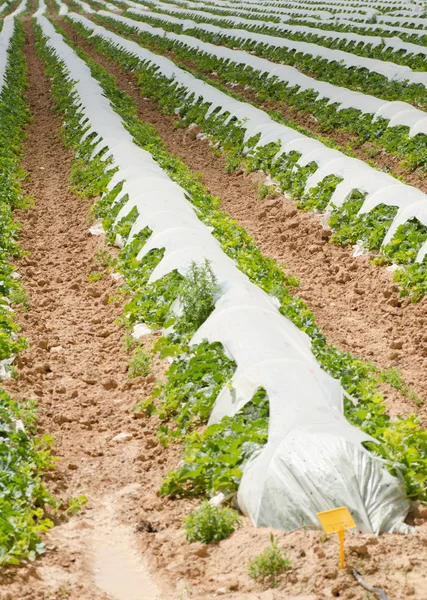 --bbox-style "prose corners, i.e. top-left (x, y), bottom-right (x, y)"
top-left (122, 333), bottom-right (137, 353)
top-left (248, 534), bottom-right (292, 586)
top-left (258, 183), bottom-right (277, 200)
top-left (177, 260), bottom-right (221, 332)
top-left (184, 501), bottom-right (241, 544)
top-left (66, 495), bottom-right (88, 515)
top-left (378, 367), bottom-right (423, 406)
top-left (363, 144), bottom-right (381, 159)
top-left (88, 271), bottom-right (103, 282)
top-left (95, 247), bottom-right (115, 267)
top-left (128, 346), bottom-right (151, 378)
top-left (10, 285), bottom-right (30, 310)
